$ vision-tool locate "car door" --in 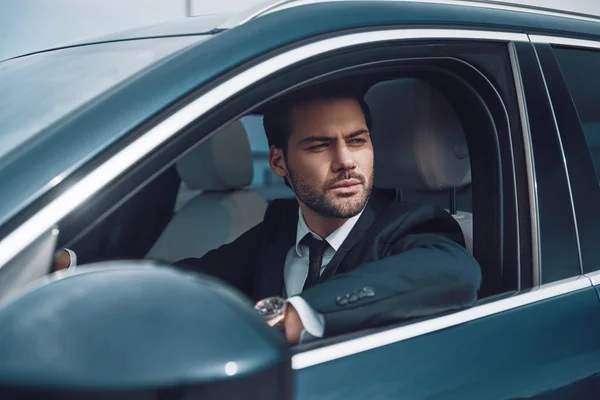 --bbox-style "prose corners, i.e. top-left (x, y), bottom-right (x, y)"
top-left (291, 37), bottom-right (600, 400)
